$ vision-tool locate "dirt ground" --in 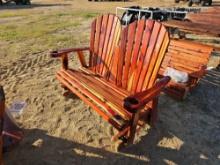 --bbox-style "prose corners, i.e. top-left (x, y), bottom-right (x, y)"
top-left (1, 0), bottom-right (220, 164)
